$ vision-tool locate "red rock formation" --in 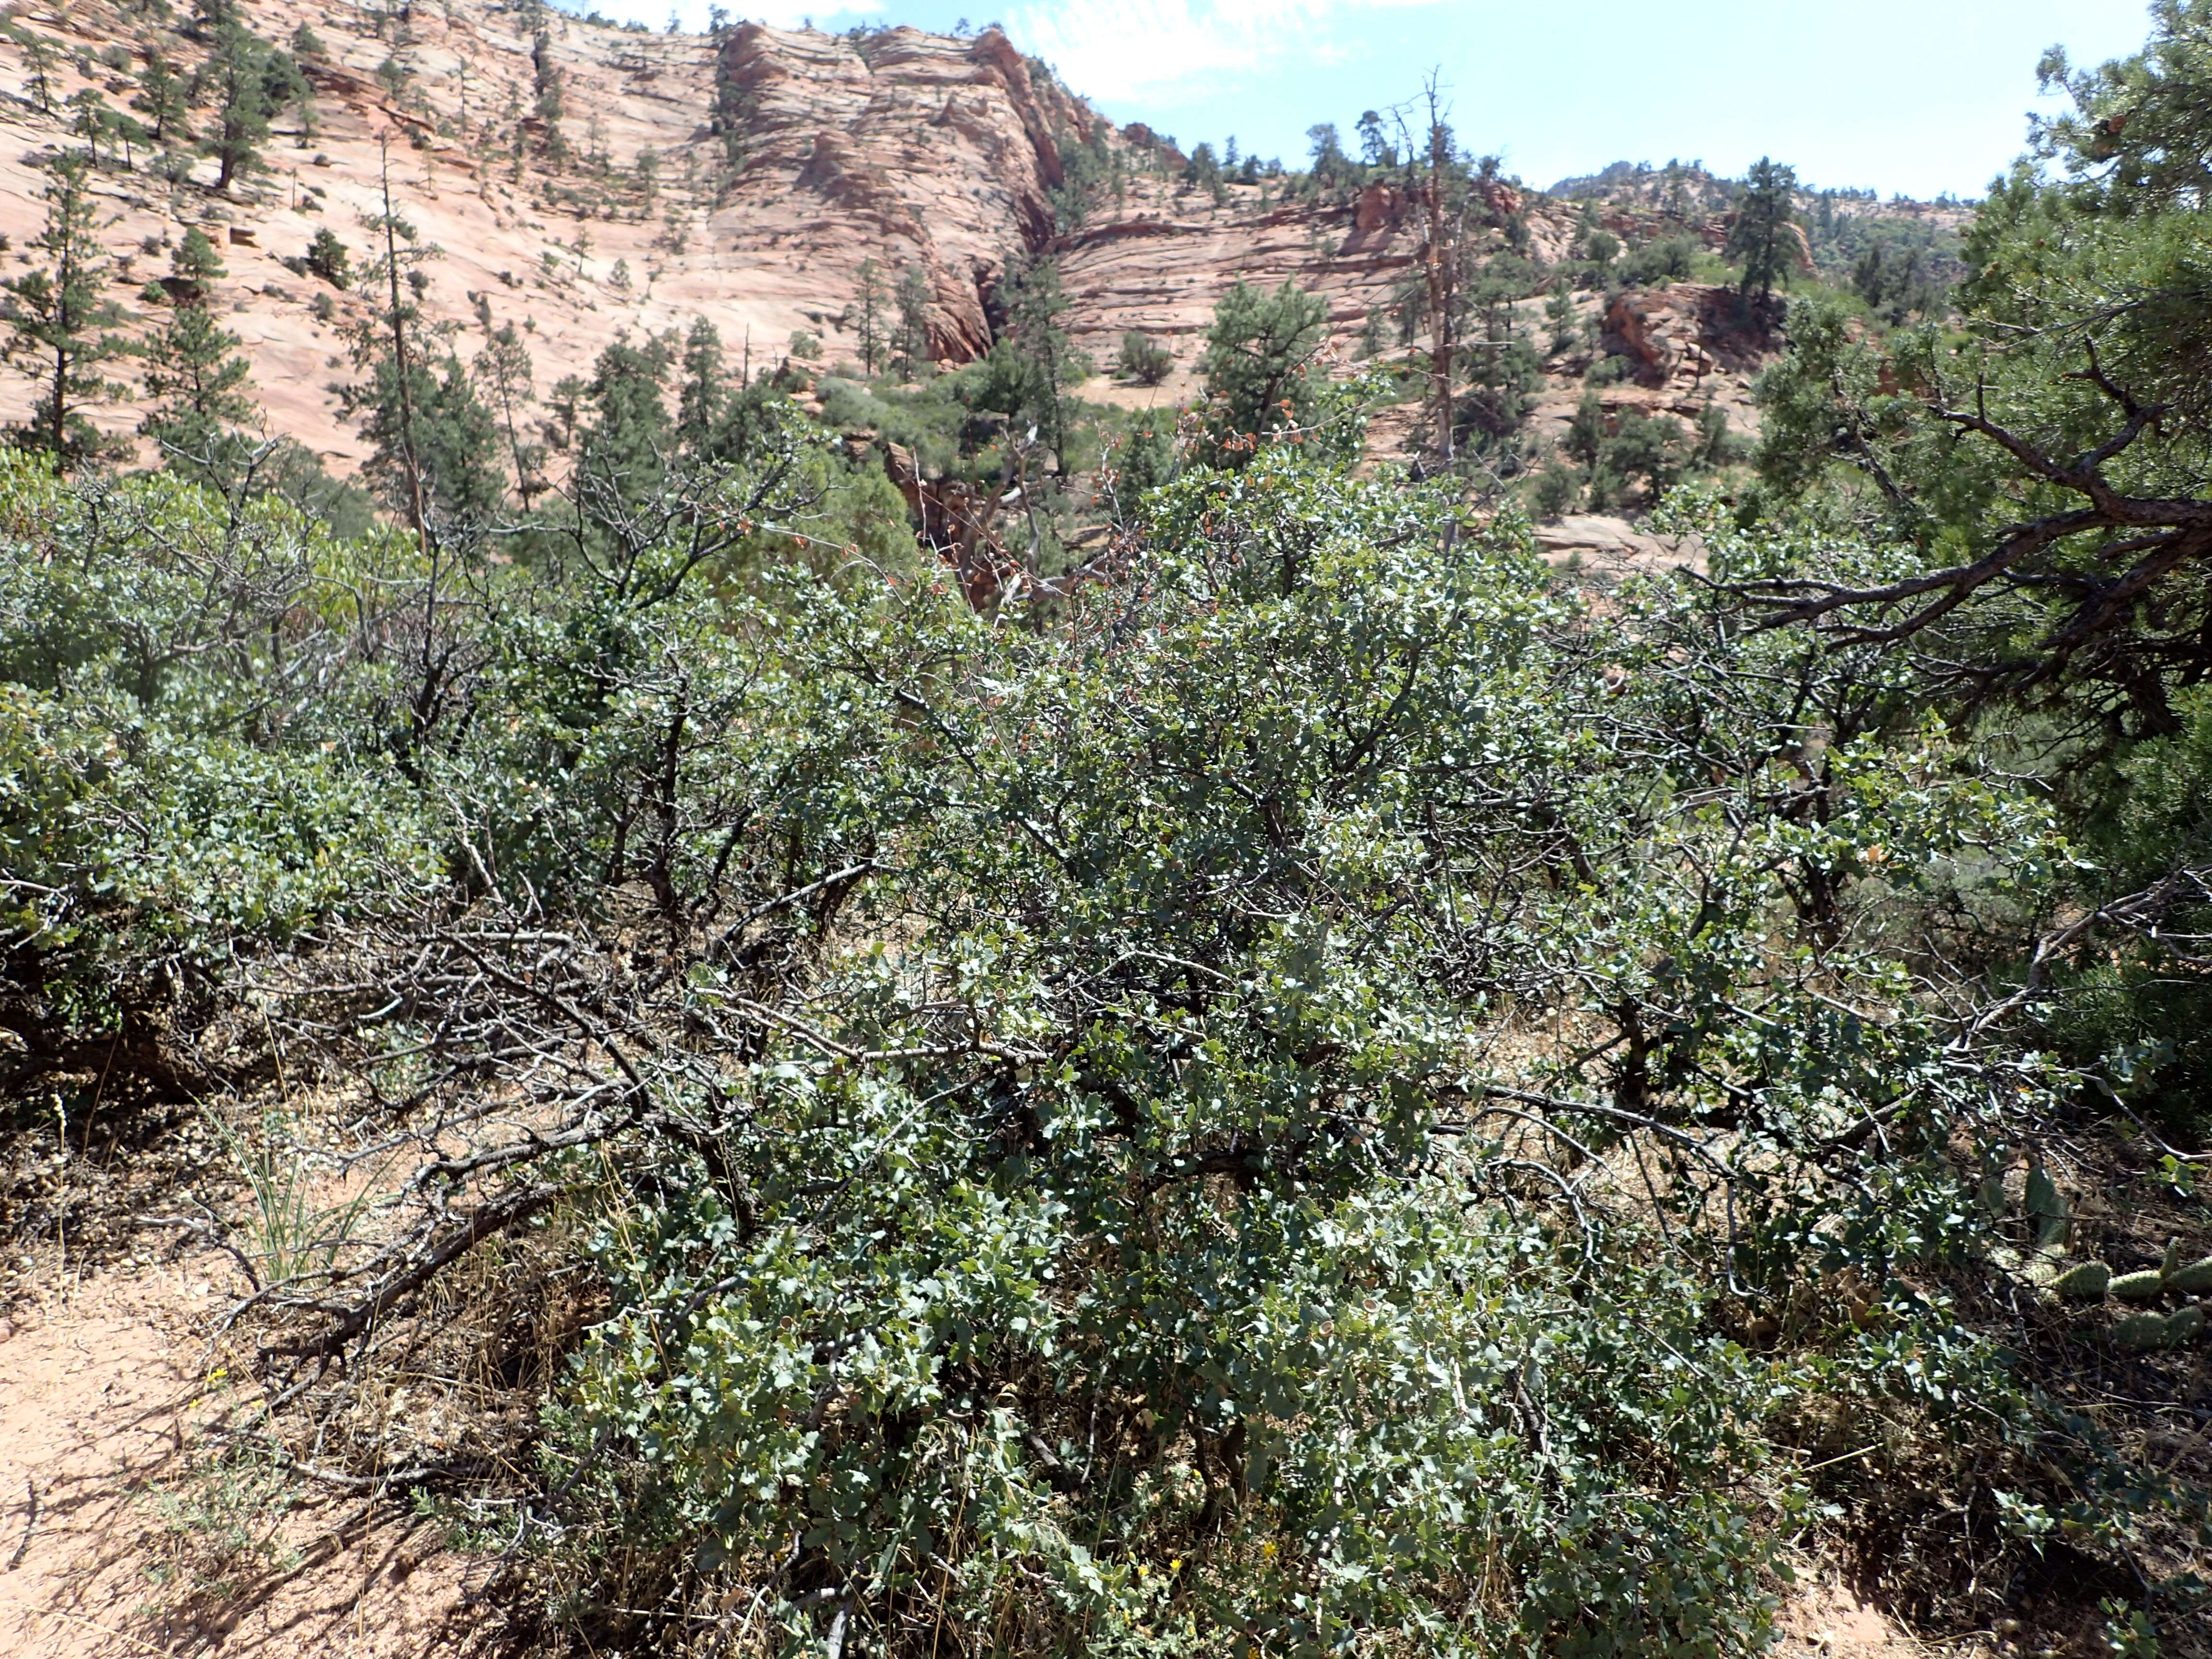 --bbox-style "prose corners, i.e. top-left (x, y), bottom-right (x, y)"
top-left (1599, 284), bottom-right (1779, 390)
